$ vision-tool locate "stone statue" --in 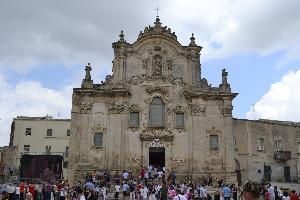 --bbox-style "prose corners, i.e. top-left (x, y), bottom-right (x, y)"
top-left (85, 63), bottom-right (92, 80)
top-left (222, 69), bottom-right (228, 84)
top-left (153, 55), bottom-right (162, 75)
